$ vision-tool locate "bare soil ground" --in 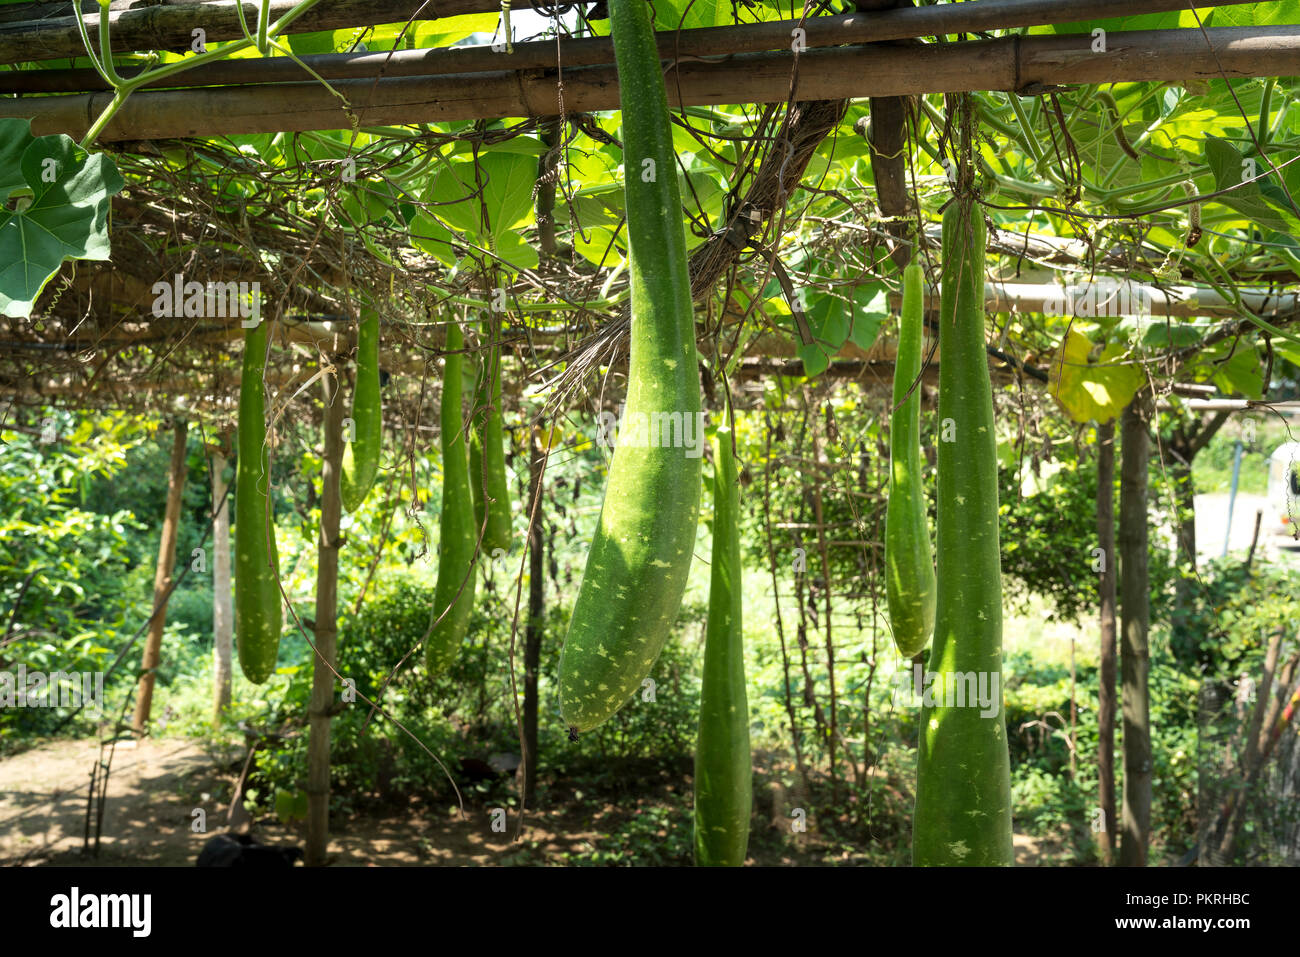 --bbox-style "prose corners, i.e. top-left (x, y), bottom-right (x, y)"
top-left (0, 737), bottom-right (1050, 866)
top-left (0, 736), bottom-right (604, 866)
